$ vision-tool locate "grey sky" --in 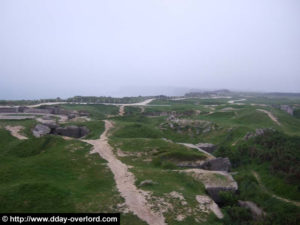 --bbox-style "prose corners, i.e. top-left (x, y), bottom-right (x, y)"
top-left (0, 0), bottom-right (299, 99)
